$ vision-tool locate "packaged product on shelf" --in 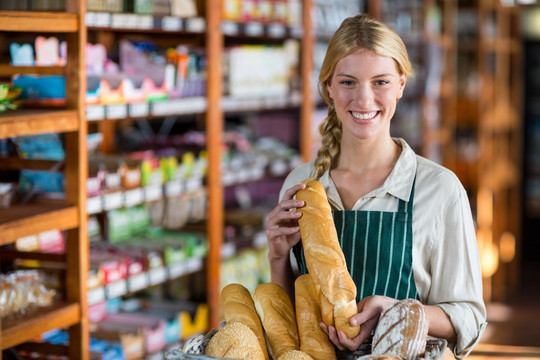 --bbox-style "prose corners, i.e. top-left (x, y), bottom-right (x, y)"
top-left (0, 270), bottom-right (56, 319)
